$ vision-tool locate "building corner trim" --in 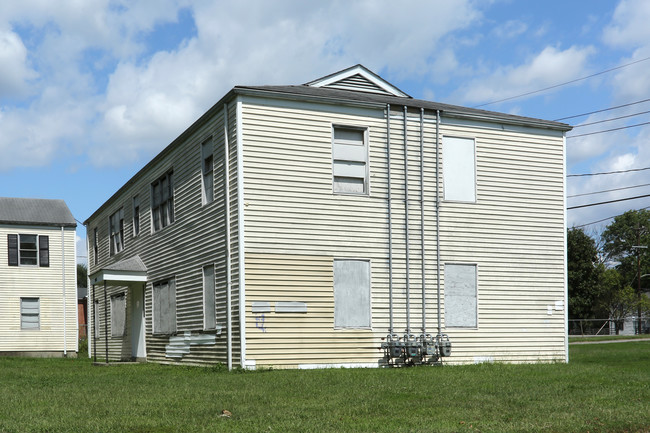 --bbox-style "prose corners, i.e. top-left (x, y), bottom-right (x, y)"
top-left (236, 97), bottom-right (247, 368)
